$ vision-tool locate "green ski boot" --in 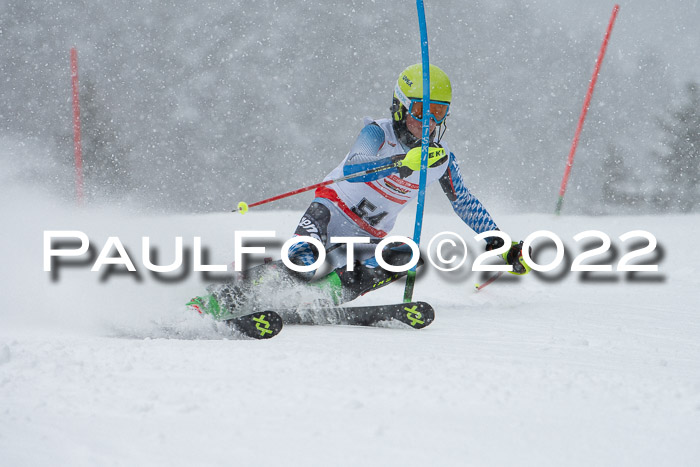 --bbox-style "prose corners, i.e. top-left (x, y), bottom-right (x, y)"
top-left (186, 294), bottom-right (231, 320)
